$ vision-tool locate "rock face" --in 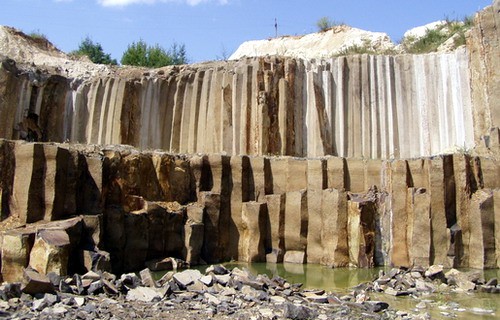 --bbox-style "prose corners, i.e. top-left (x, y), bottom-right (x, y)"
top-left (0, 140), bottom-right (499, 280)
top-left (0, 31), bottom-right (480, 159)
top-left (0, 2), bottom-right (499, 279)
